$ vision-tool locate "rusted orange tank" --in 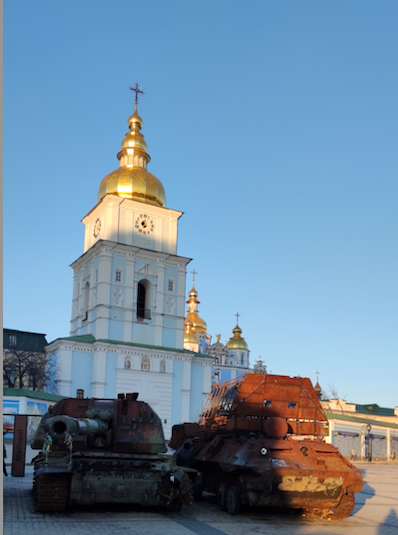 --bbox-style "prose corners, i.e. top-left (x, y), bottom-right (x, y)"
top-left (169, 373), bottom-right (363, 518)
